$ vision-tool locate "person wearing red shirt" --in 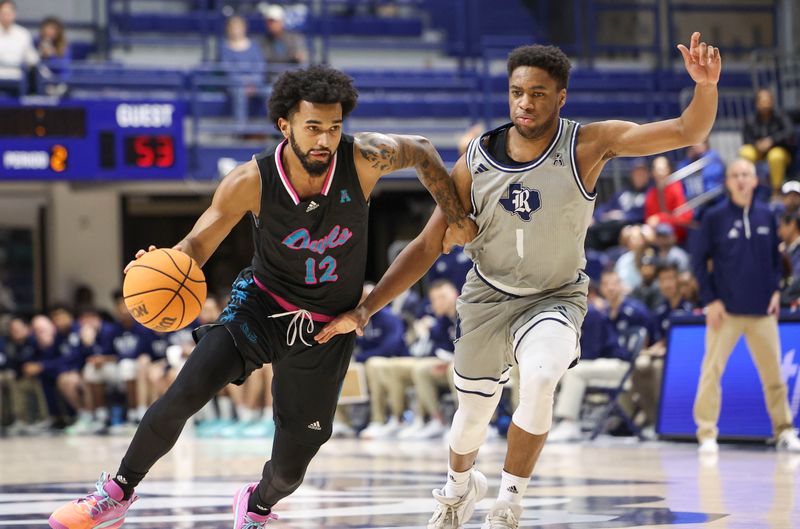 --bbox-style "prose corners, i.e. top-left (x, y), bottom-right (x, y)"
top-left (645, 155), bottom-right (693, 242)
